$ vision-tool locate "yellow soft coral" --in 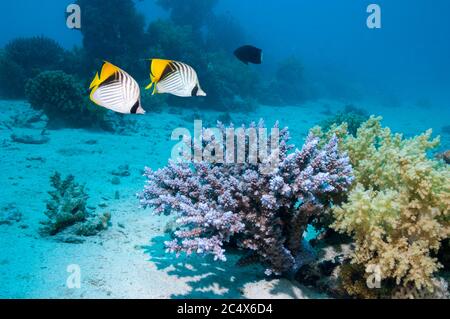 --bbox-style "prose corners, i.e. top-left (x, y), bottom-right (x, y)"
top-left (327, 116), bottom-right (450, 298)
